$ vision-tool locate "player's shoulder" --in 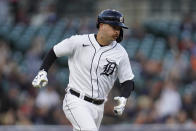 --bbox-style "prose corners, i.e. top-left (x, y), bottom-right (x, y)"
top-left (114, 43), bottom-right (130, 61)
top-left (62, 34), bottom-right (90, 45)
top-left (115, 42), bottom-right (128, 54)
top-left (69, 34), bottom-right (89, 40)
